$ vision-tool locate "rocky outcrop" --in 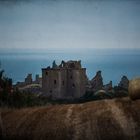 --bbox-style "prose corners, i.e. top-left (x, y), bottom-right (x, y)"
top-left (118, 76), bottom-right (129, 90)
top-left (90, 71), bottom-right (103, 92)
top-left (129, 77), bottom-right (140, 100)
